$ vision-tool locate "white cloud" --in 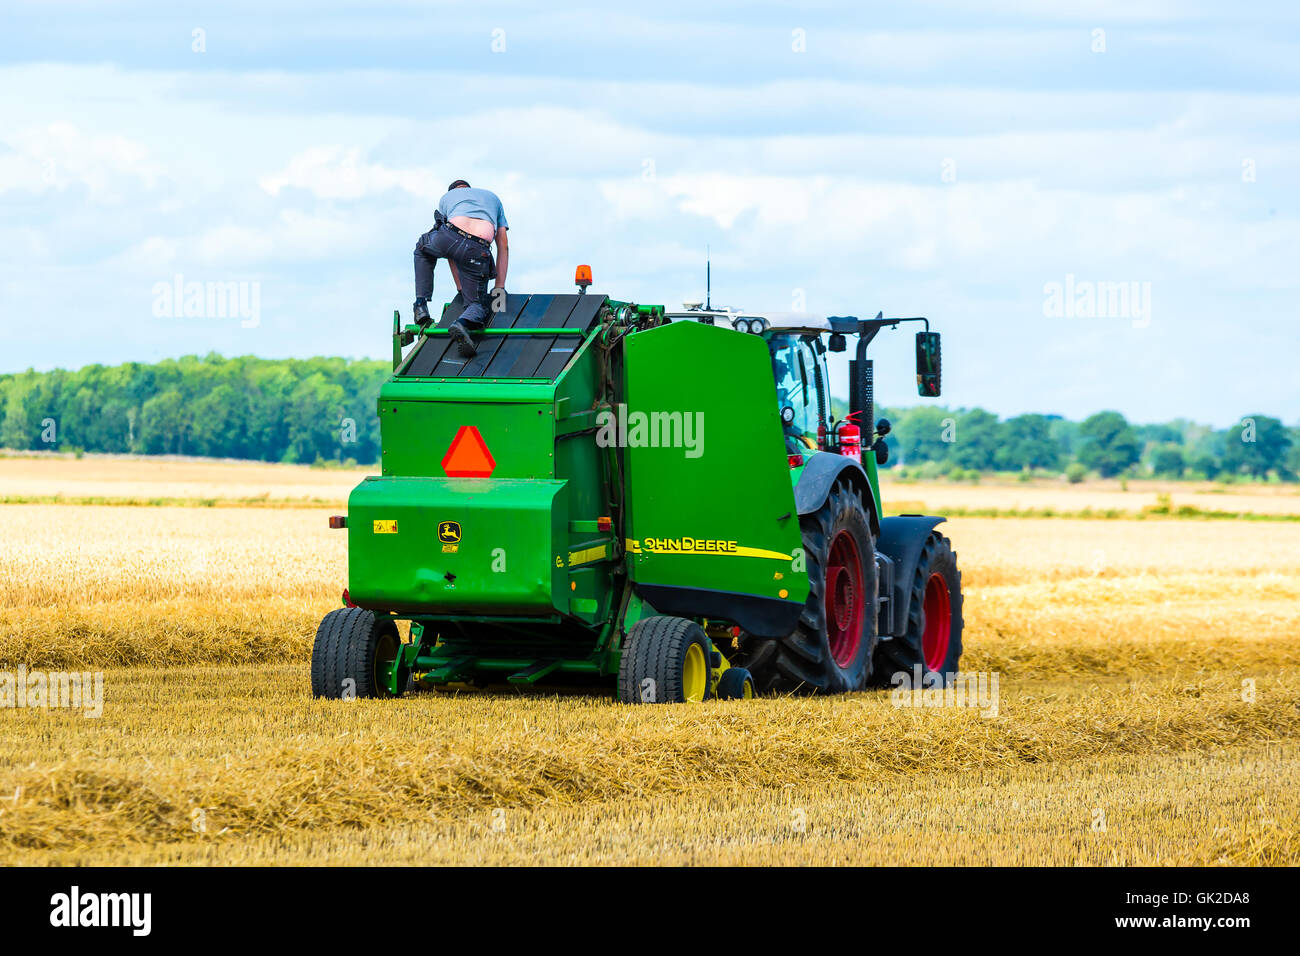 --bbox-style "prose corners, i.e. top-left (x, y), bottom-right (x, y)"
top-left (116, 236), bottom-right (180, 270)
top-left (259, 145), bottom-right (440, 200)
top-left (0, 123), bottom-right (164, 202)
